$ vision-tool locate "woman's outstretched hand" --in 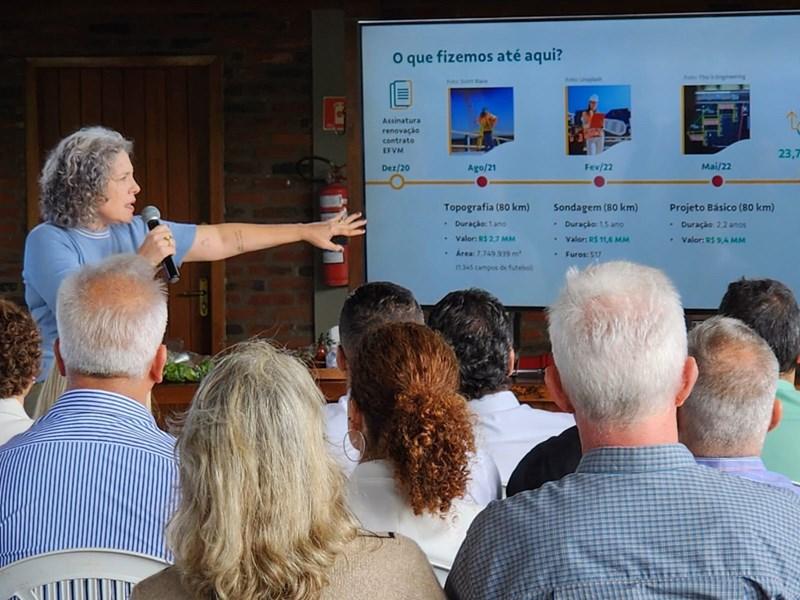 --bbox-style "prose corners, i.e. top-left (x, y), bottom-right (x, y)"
top-left (302, 212), bottom-right (367, 251)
